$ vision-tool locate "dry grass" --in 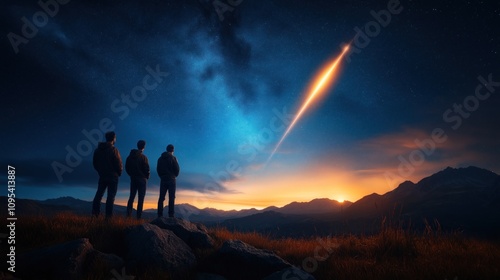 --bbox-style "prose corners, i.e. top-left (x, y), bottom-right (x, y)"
top-left (209, 227), bottom-right (321, 264)
top-left (16, 212), bottom-right (144, 255)
top-left (210, 222), bottom-right (500, 280)
top-left (11, 213), bottom-right (500, 280)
